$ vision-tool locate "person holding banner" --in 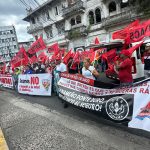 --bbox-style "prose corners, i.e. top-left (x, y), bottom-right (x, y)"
top-left (82, 58), bottom-right (99, 80)
top-left (53, 58), bottom-right (67, 96)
